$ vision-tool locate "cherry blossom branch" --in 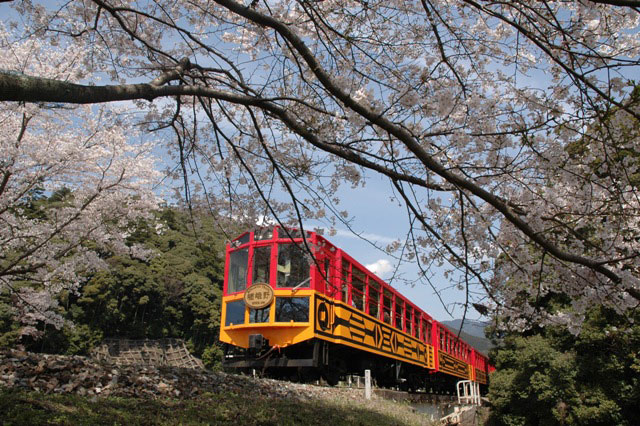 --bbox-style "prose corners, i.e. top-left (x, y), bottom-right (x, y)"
top-left (211, 0), bottom-right (633, 295)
